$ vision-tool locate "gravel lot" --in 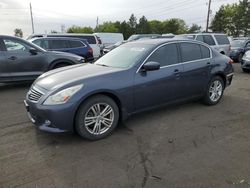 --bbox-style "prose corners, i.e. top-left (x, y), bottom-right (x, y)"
top-left (0, 63), bottom-right (250, 188)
